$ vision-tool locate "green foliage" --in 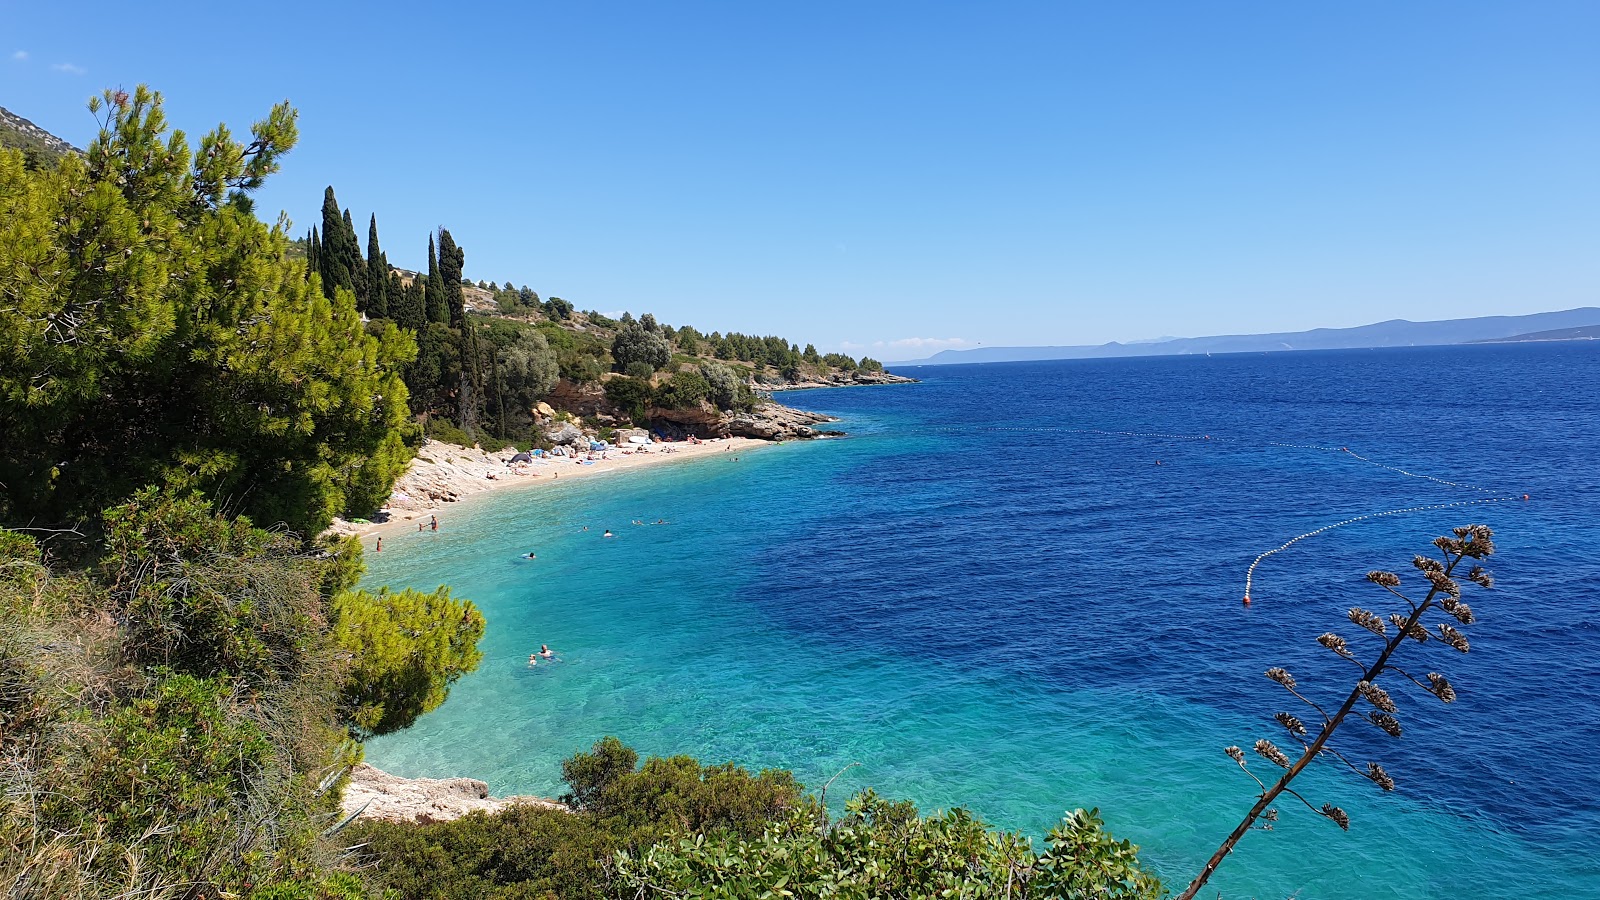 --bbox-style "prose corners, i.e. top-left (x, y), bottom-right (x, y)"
top-left (619, 792), bottom-right (1162, 900)
top-left (859, 356), bottom-right (885, 373)
top-left (439, 228), bottom-right (466, 327)
top-left (0, 496), bottom-right (360, 899)
top-left (822, 352), bottom-right (858, 371)
top-left (425, 234), bottom-right (448, 325)
top-left (353, 737), bottom-right (801, 898)
top-left (0, 87), bottom-right (417, 538)
top-left (318, 186), bottom-right (361, 303)
top-left (611, 320), bottom-right (672, 373)
top-left (103, 489), bottom-right (323, 678)
top-left (700, 361), bottom-right (753, 412)
top-left (603, 376), bottom-right (654, 424)
top-left (624, 359), bottom-right (656, 379)
top-left (545, 296), bottom-right (574, 320)
top-left (653, 369), bottom-right (710, 410)
top-left (332, 585), bottom-right (485, 737)
top-left (367, 213), bottom-right (391, 318)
